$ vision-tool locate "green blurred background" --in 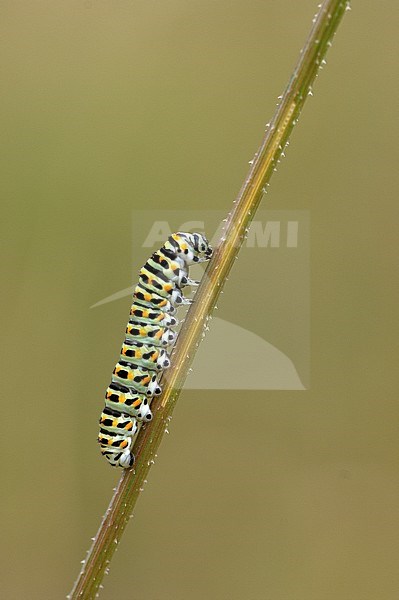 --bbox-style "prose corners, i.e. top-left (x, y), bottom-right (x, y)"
top-left (1, 1), bottom-right (398, 599)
